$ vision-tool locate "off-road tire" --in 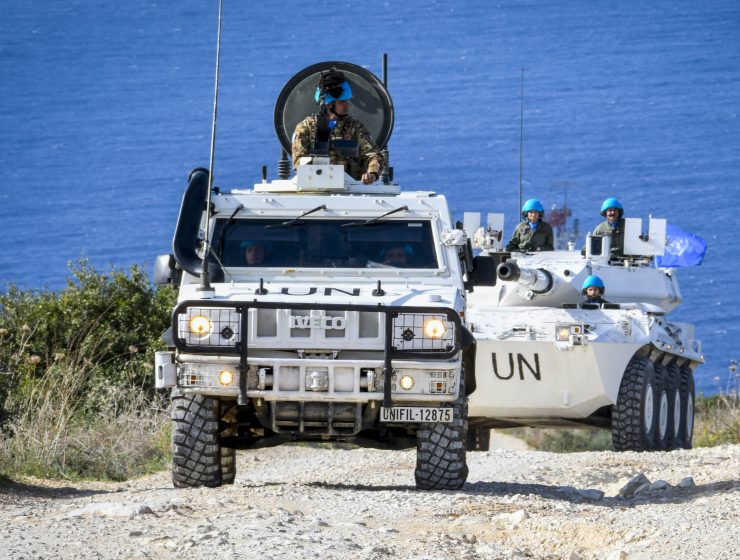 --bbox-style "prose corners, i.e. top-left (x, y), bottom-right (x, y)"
top-left (415, 371), bottom-right (468, 490)
top-left (653, 364), bottom-right (671, 451)
top-left (612, 356), bottom-right (658, 451)
top-left (678, 365), bottom-right (695, 449)
top-left (466, 427), bottom-right (491, 452)
top-left (172, 394), bottom-right (230, 488)
top-left (220, 447), bottom-right (236, 485)
top-left (666, 363), bottom-right (683, 450)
